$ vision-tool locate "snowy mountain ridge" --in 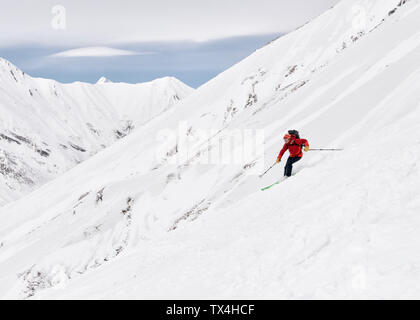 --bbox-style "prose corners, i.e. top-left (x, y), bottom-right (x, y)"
top-left (96, 77), bottom-right (112, 84)
top-left (0, 58), bottom-right (193, 205)
top-left (1, 0), bottom-right (420, 299)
